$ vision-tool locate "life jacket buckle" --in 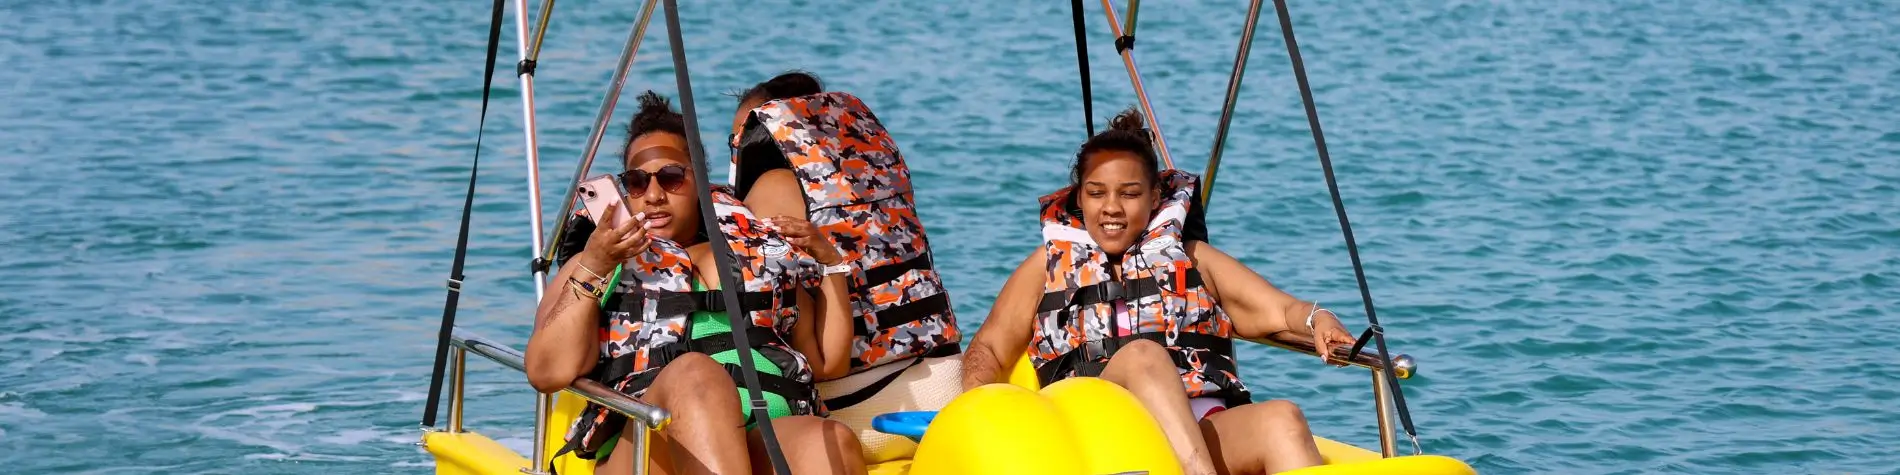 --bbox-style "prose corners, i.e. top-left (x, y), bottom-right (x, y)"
top-left (1083, 339), bottom-right (1110, 362)
top-left (695, 291), bottom-right (726, 313)
top-left (1099, 281), bottom-right (1125, 302)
